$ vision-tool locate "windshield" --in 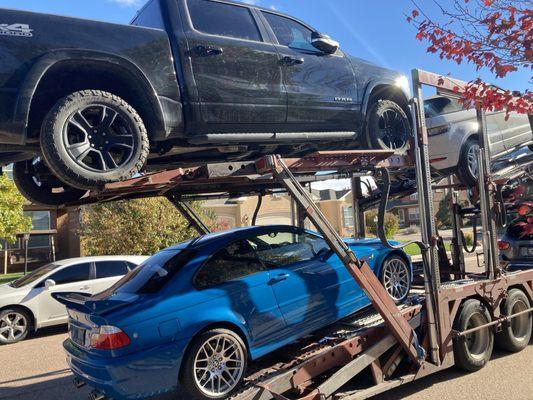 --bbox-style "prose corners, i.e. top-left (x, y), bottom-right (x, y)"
top-left (10, 263), bottom-right (60, 288)
top-left (95, 248), bottom-right (192, 297)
